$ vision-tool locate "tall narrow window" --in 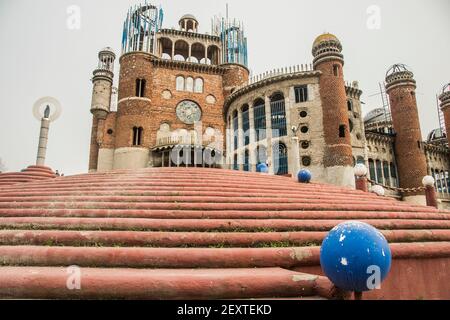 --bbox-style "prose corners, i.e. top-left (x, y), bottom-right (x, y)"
top-left (233, 111), bottom-right (239, 151)
top-left (294, 86), bottom-right (308, 103)
top-left (347, 100), bottom-right (353, 111)
top-left (233, 154), bottom-right (238, 171)
top-left (390, 162), bottom-right (398, 187)
top-left (256, 145), bottom-right (267, 165)
top-left (242, 105), bottom-right (250, 146)
top-left (176, 76), bottom-right (185, 91)
top-left (369, 159), bottom-right (376, 182)
top-left (136, 79), bottom-right (146, 97)
top-left (333, 65), bottom-right (339, 77)
top-left (194, 78), bottom-right (204, 93)
top-left (132, 127), bottom-right (143, 146)
top-left (253, 98), bottom-right (266, 141)
top-left (243, 150), bottom-right (250, 172)
top-left (270, 93), bottom-right (287, 138)
top-left (339, 125), bottom-right (346, 138)
top-left (376, 160), bottom-right (383, 185)
top-left (383, 161), bottom-right (390, 186)
top-left (186, 77), bottom-right (194, 92)
top-left (273, 143), bottom-right (288, 175)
